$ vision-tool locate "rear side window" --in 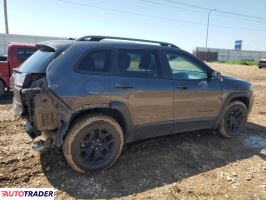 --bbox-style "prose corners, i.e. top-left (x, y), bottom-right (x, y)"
top-left (118, 50), bottom-right (161, 78)
top-left (18, 48), bottom-right (55, 73)
top-left (17, 48), bottom-right (37, 62)
top-left (78, 50), bottom-right (111, 73)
